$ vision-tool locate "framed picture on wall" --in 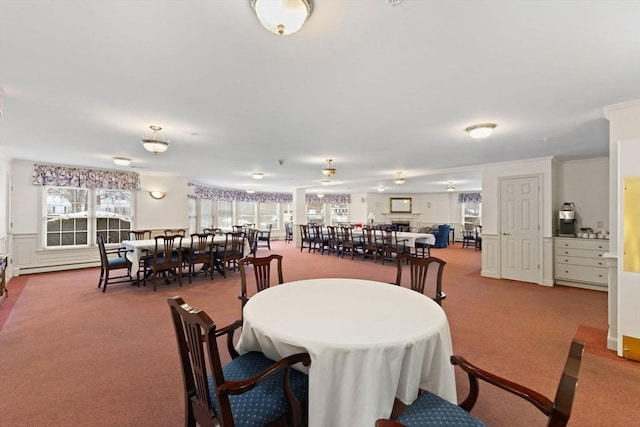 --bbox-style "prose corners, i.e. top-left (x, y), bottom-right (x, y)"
top-left (390, 197), bottom-right (412, 213)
